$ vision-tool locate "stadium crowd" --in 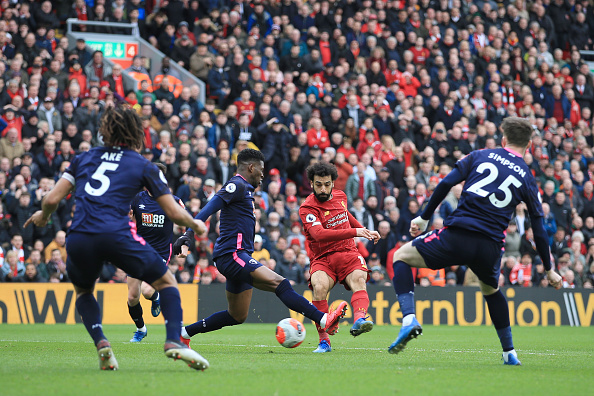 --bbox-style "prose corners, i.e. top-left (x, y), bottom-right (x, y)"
top-left (0, 0), bottom-right (594, 290)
